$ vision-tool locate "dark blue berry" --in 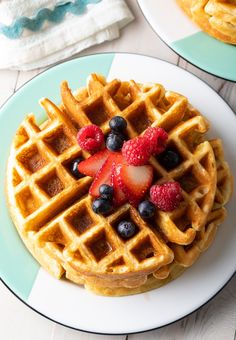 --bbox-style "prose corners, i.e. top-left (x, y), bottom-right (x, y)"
top-left (106, 132), bottom-right (124, 151)
top-left (158, 149), bottom-right (180, 170)
top-left (92, 198), bottom-right (113, 215)
top-left (117, 221), bottom-right (136, 239)
top-left (109, 116), bottom-right (127, 132)
top-left (69, 158), bottom-right (84, 178)
top-left (99, 184), bottom-right (114, 200)
top-left (138, 200), bottom-right (155, 219)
